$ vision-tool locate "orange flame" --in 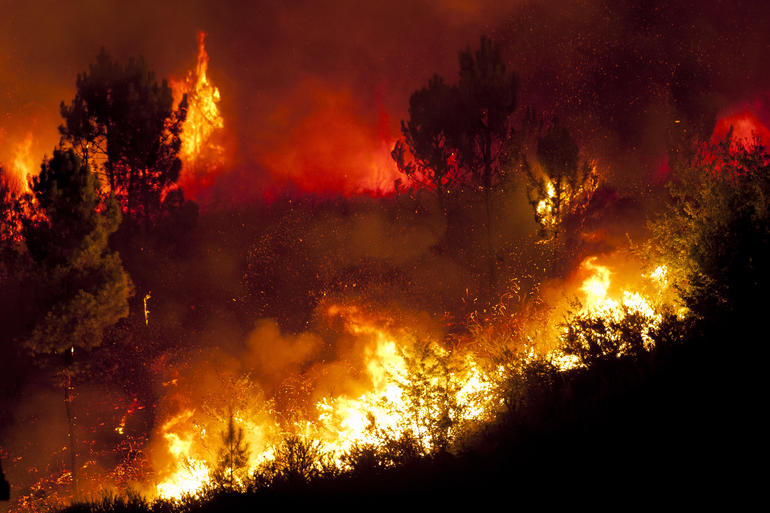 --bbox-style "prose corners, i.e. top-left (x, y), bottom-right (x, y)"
top-left (173, 31), bottom-right (225, 197)
top-left (10, 132), bottom-right (35, 193)
top-left (151, 305), bottom-right (499, 499)
top-left (543, 256), bottom-right (672, 371)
